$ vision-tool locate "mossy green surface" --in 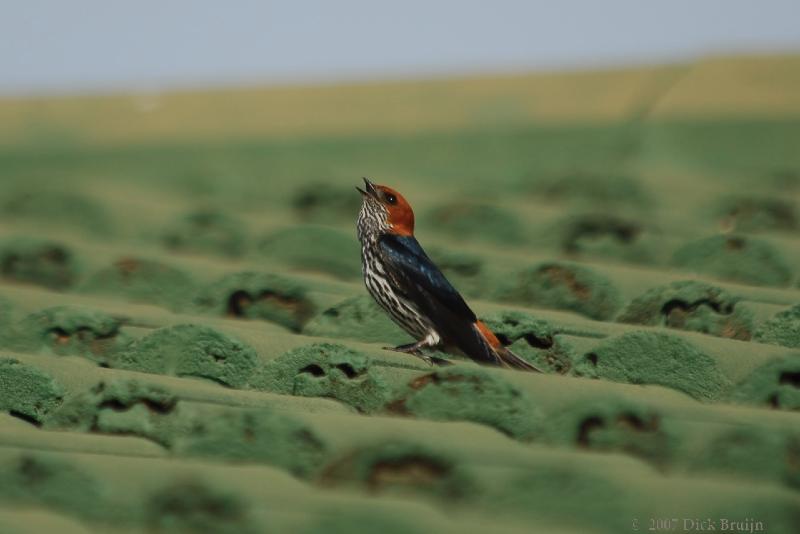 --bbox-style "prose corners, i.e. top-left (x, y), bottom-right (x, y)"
top-left (0, 296), bottom-right (14, 342)
top-left (251, 342), bottom-right (392, 413)
top-left (194, 271), bottom-right (315, 332)
top-left (161, 210), bottom-right (248, 257)
top-left (3, 59), bottom-right (800, 532)
top-left (44, 377), bottom-right (328, 477)
top-left (729, 354), bottom-right (800, 411)
top-left (388, 366), bottom-right (542, 440)
top-left (618, 280), bottom-right (753, 340)
top-left (0, 454), bottom-right (103, 520)
top-left (641, 118), bottom-right (800, 177)
top-left (145, 480), bottom-right (263, 534)
top-left (480, 462), bottom-right (800, 534)
top-left (0, 189), bottom-right (112, 236)
top-left (292, 182), bottom-right (362, 223)
top-left (574, 331), bottom-right (732, 401)
top-left (479, 464), bottom-right (635, 532)
top-left (259, 226), bottom-right (361, 280)
top-left (111, 324), bottom-right (259, 388)
top-left (172, 406), bottom-right (328, 478)
top-left (544, 396), bottom-right (673, 467)
top-left (0, 357), bottom-right (65, 424)
top-left (689, 426), bottom-right (800, 490)
top-left (481, 310), bottom-right (573, 373)
top-left (45, 379), bottom-right (179, 446)
top-left (319, 441), bottom-right (472, 501)
top-left (713, 195), bottom-right (798, 232)
top-left (0, 237), bottom-right (78, 290)
top-left (553, 212), bottom-right (656, 264)
top-left (672, 234), bottom-right (793, 287)
top-left (303, 295), bottom-right (409, 345)
top-left (423, 202), bottom-right (524, 244)
top-left (81, 257), bottom-right (196, 309)
top-left (497, 261), bottom-right (622, 320)
top-left (522, 170), bottom-right (649, 208)
top-left (10, 306), bottom-right (129, 362)
top-left (754, 304), bottom-right (800, 348)
top-left (0, 508), bottom-right (94, 534)
top-left (299, 507), bottom-right (453, 534)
